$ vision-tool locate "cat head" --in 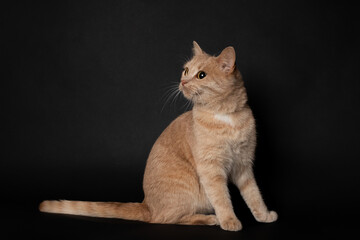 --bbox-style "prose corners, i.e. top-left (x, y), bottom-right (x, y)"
top-left (179, 41), bottom-right (243, 108)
